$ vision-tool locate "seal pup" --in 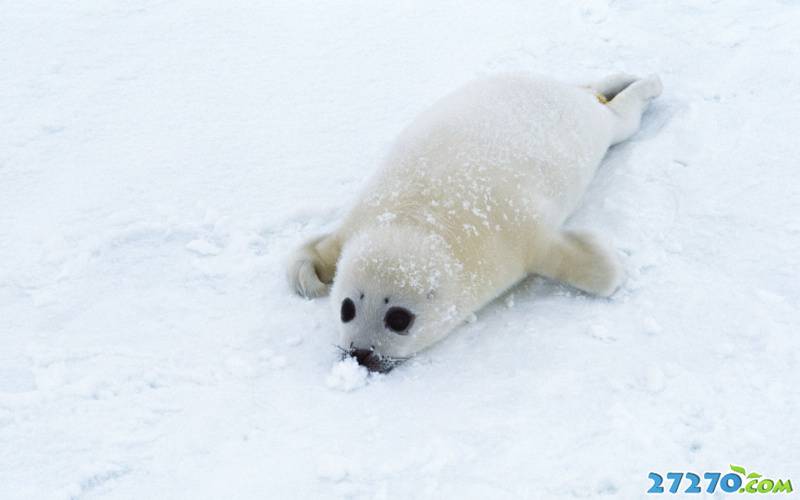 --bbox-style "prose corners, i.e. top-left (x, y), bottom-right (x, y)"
top-left (287, 73), bottom-right (662, 372)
